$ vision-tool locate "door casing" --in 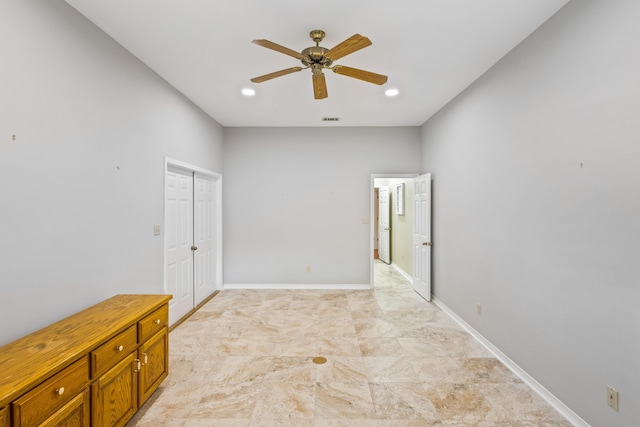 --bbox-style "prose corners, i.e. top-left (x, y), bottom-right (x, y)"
top-left (164, 158), bottom-right (223, 325)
